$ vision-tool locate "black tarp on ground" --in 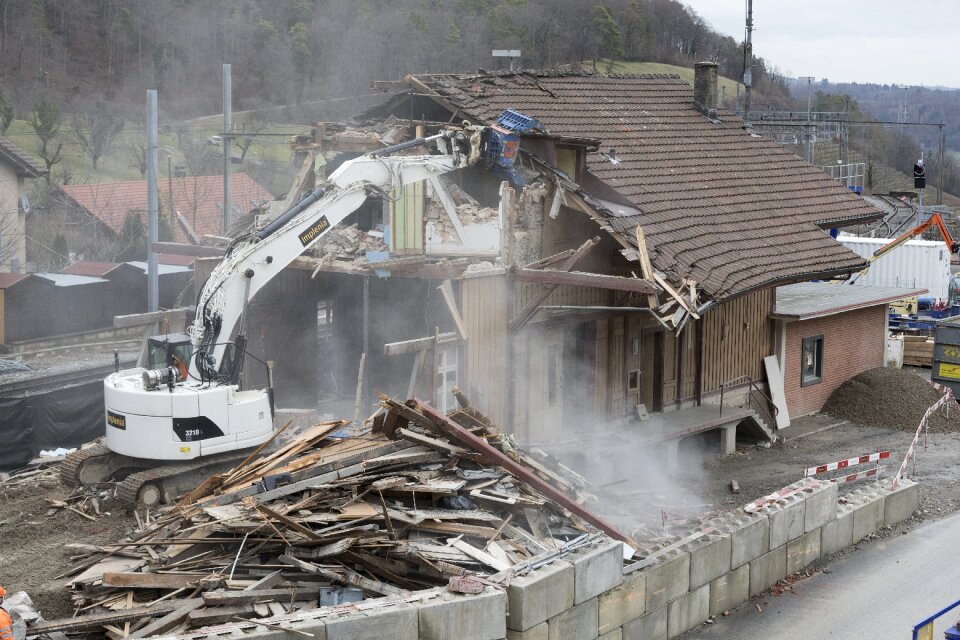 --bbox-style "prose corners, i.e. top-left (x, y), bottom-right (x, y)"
top-left (0, 380), bottom-right (104, 470)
